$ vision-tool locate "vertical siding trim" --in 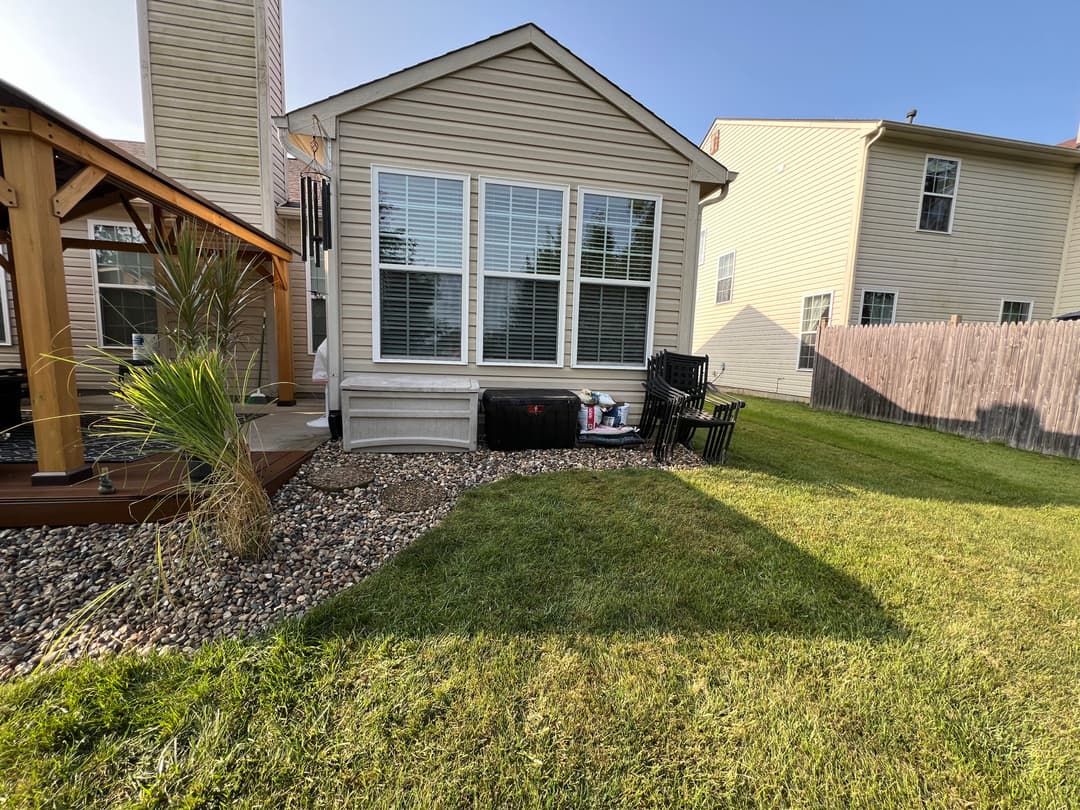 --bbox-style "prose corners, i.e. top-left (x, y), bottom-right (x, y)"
top-left (254, 0), bottom-right (278, 235)
top-left (841, 124), bottom-right (884, 325)
top-left (1052, 167), bottom-right (1080, 314)
top-left (680, 179), bottom-right (701, 353)
top-left (327, 138), bottom-right (343, 411)
top-left (135, 0), bottom-right (157, 166)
